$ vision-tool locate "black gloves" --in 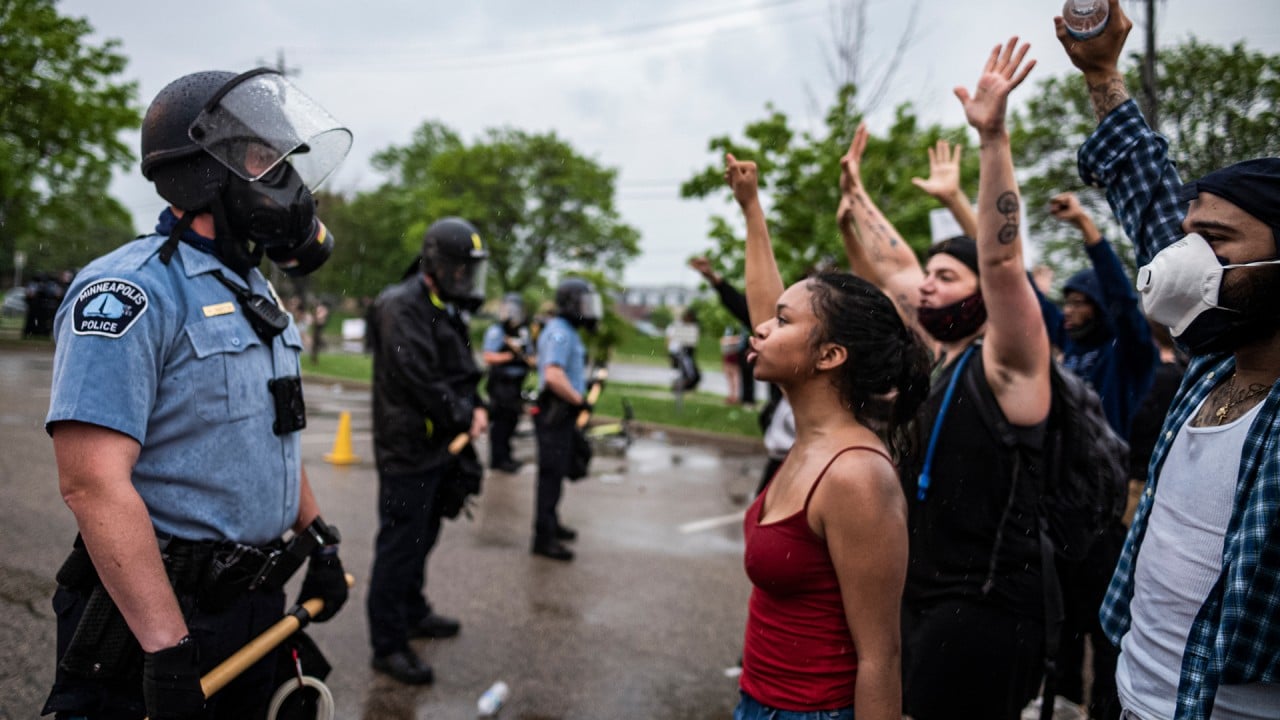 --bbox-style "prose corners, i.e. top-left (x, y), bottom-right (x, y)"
top-left (143, 636), bottom-right (204, 720)
top-left (298, 550), bottom-right (347, 622)
top-left (578, 401), bottom-right (594, 415)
